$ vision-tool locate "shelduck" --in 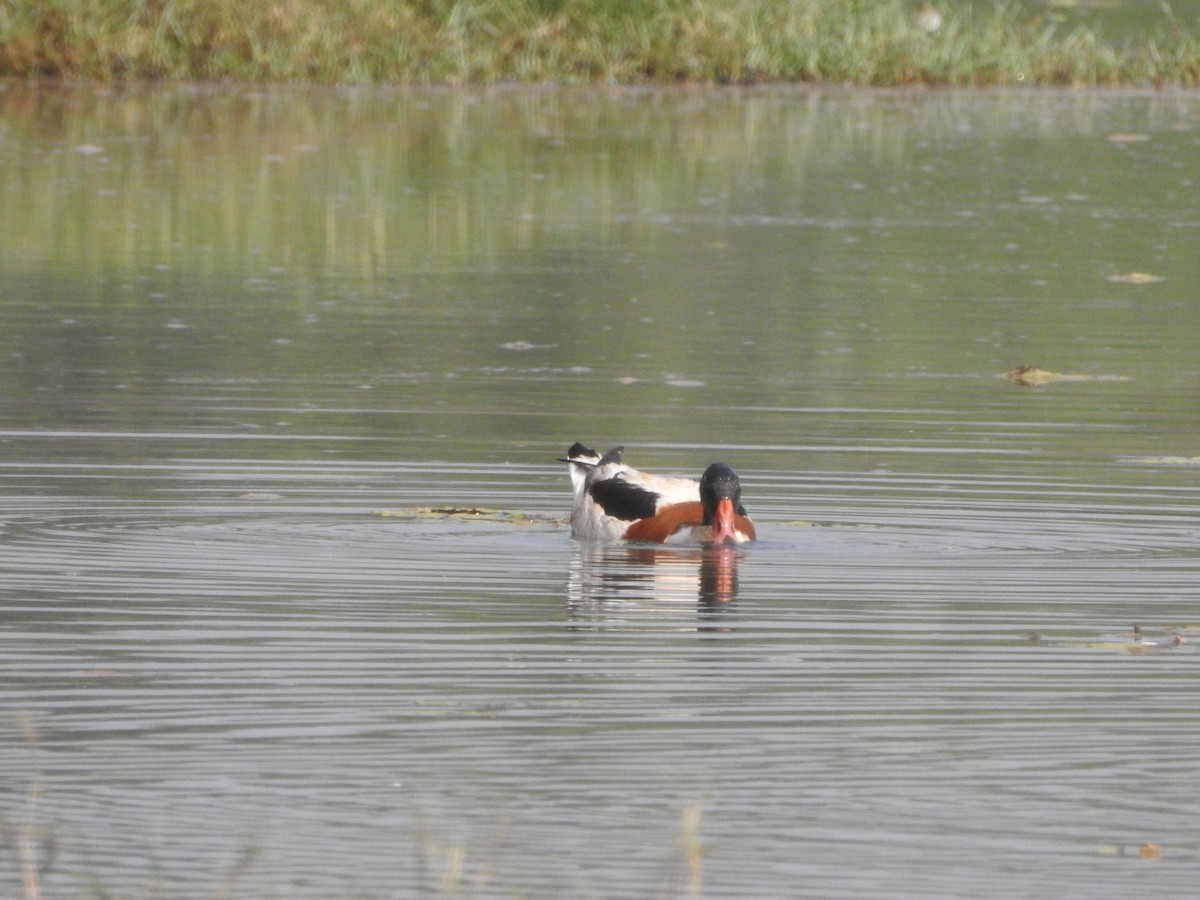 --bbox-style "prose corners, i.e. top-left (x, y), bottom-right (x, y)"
top-left (561, 442), bottom-right (756, 545)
